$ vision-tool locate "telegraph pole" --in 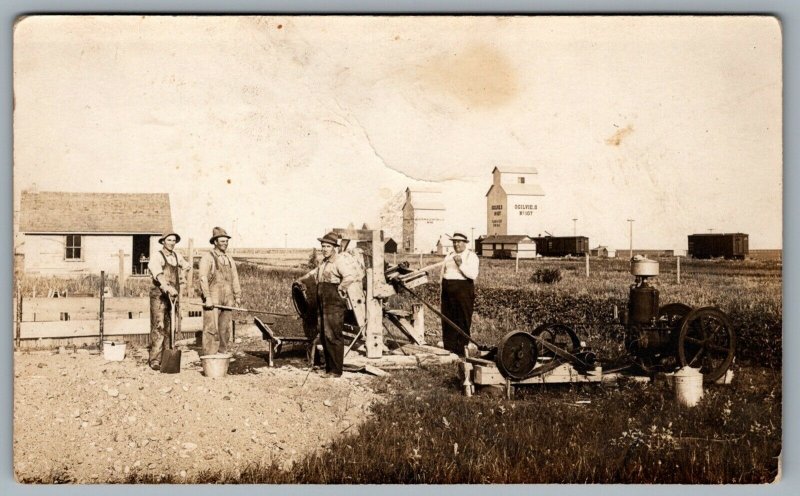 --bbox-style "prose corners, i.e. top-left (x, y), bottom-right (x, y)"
top-left (284, 233), bottom-right (287, 248)
top-left (627, 219), bottom-right (635, 259)
top-left (572, 218), bottom-right (578, 236)
top-left (471, 227), bottom-right (475, 244)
